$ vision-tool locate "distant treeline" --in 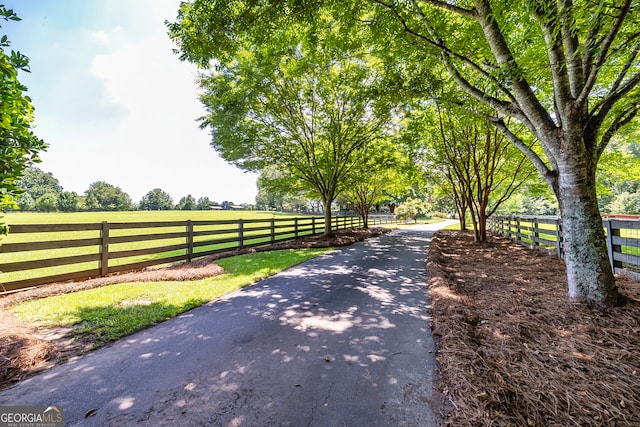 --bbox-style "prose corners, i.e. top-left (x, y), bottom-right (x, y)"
top-left (13, 167), bottom-right (251, 212)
